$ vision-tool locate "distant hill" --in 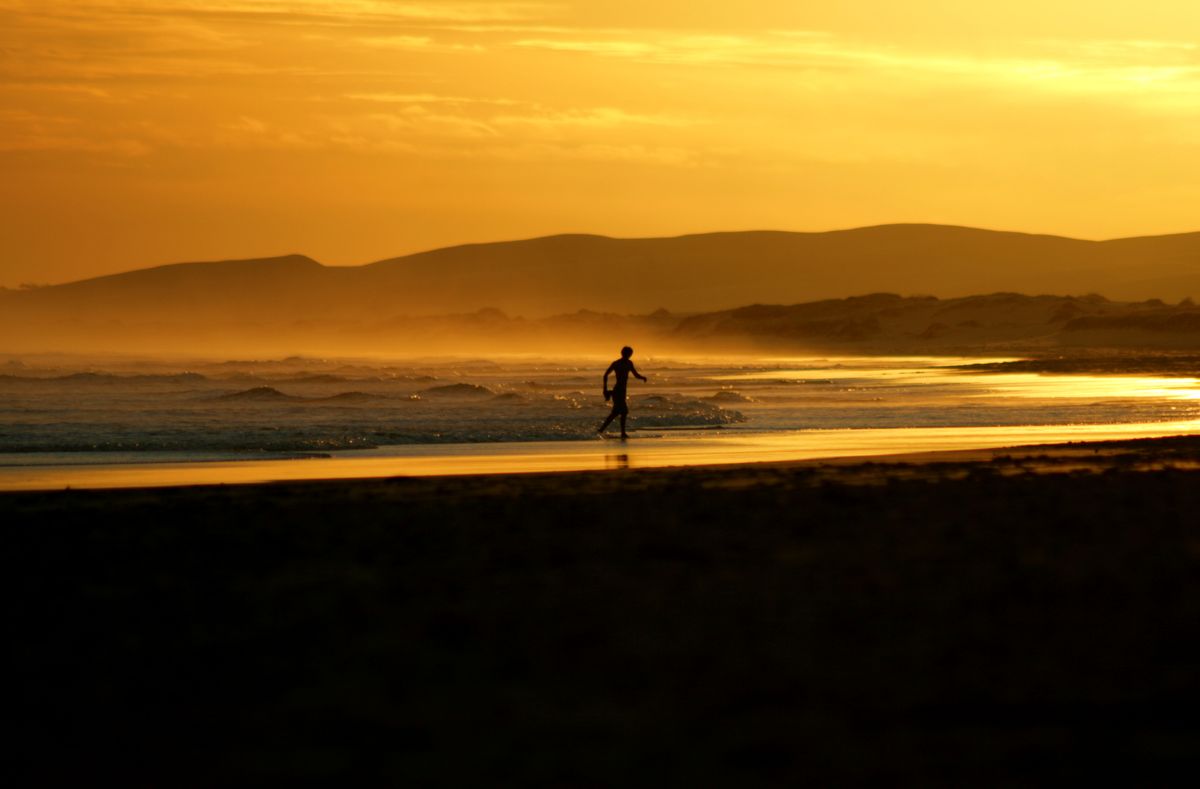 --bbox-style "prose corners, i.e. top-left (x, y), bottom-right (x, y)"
top-left (331, 224), bottom-right (1200, 315)
top-left (4, 224), bottom-right (1200, 353)
top-left (670, 292), bottom-right (1200, 352)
